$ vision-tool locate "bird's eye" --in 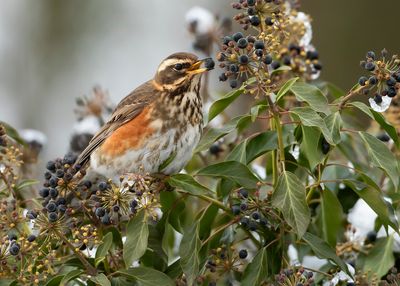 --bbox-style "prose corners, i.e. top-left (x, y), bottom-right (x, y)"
top-left (174, 63), bottom-right (183, 71)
